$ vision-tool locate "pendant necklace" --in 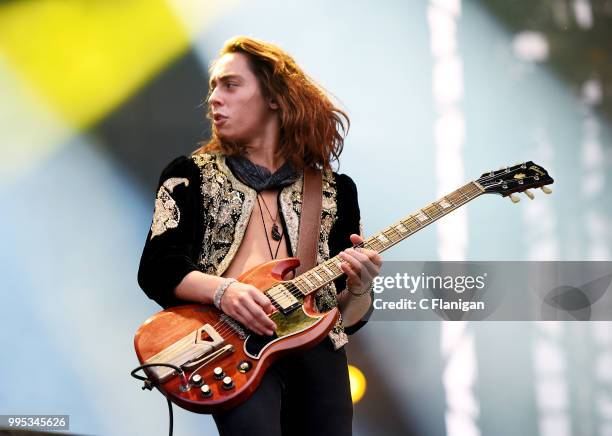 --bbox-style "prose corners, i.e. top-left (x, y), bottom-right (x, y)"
top-left (257, 192), bottom-right (282, 241)
top-left (256, 193), bottom-right (284, 259)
